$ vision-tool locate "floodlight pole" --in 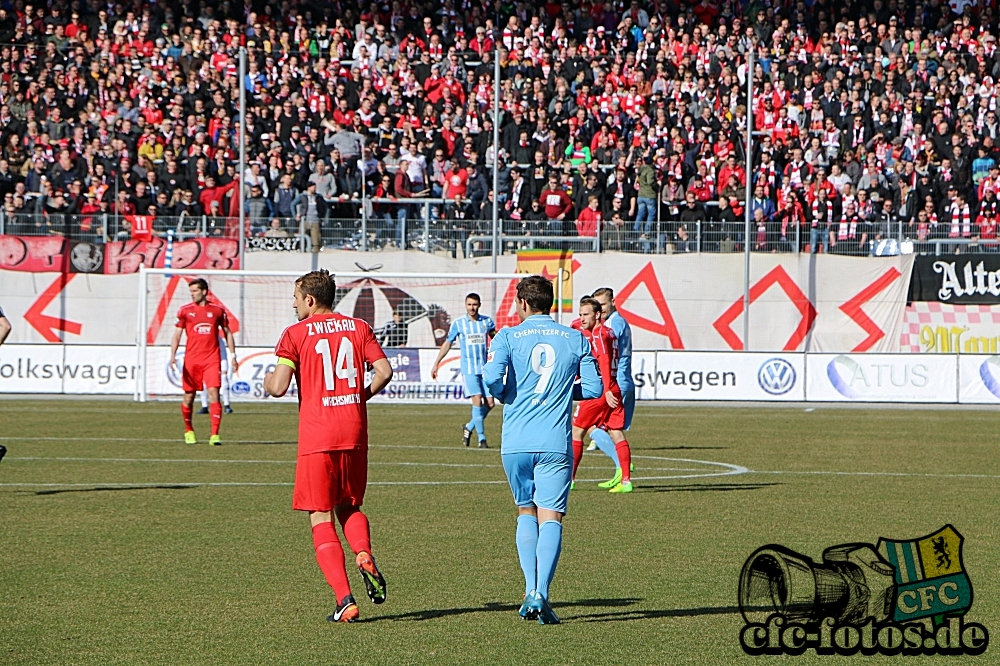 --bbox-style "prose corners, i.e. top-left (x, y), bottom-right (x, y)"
top-left (491, 45), bottom-right (500, 274)
top-left (238, 47), bottom-right (247, 347)
top-left (743, 46), bottom-right (753, 352)
top-left (238, 47), bottom-right (247, 271)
